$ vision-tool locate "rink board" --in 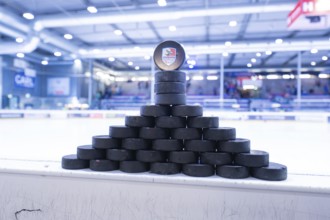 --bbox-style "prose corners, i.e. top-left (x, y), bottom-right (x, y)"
top-left (1, 159), bottom-right (330, 220)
